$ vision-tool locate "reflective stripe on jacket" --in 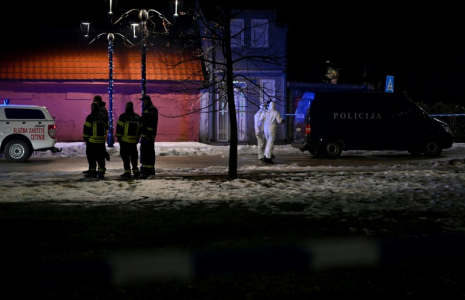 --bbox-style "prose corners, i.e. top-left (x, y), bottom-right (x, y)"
top-left (116, 109), bottom-right (142, 143)
top-left (83, 109), bottom-right (109, 144)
